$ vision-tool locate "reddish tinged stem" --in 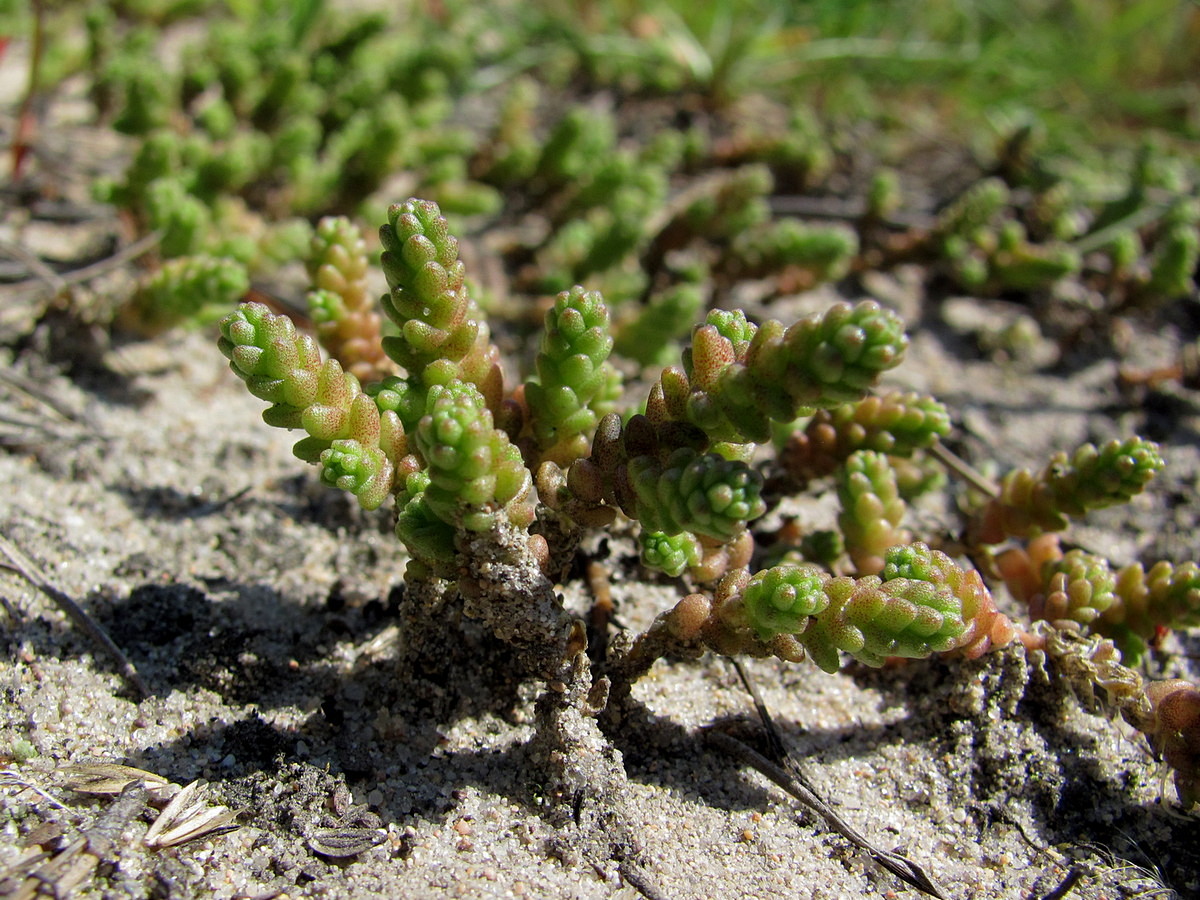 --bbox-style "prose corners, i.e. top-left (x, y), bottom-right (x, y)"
top-left (1144, 679), bottom-right (1200, 808)
top-left (12, 0), bottom-right (45, 179)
